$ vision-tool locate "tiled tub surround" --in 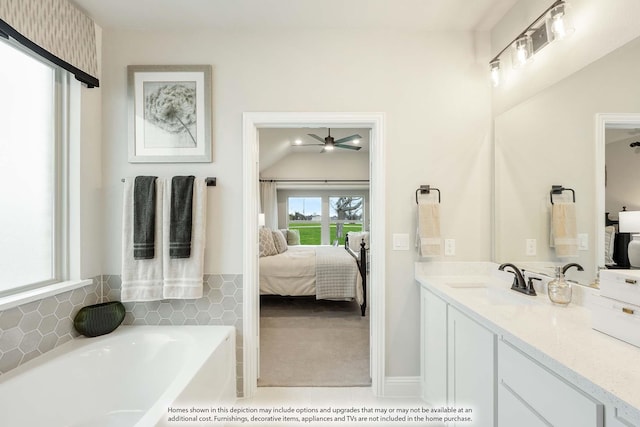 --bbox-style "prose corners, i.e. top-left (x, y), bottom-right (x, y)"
top-left (0, 277), bottom-right (101, 374)
top-left (0, 274), bottom-right (244, 396)
top-left (103, 274), bottom-right (244, 396)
